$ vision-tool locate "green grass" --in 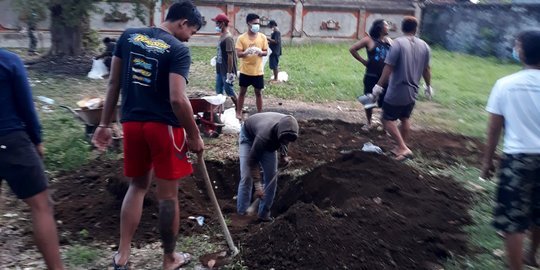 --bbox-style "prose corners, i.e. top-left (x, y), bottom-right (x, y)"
top-left (64, 245), bottom-right (103, 267)
top-left (191, 44), bottom-right (520, 138)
